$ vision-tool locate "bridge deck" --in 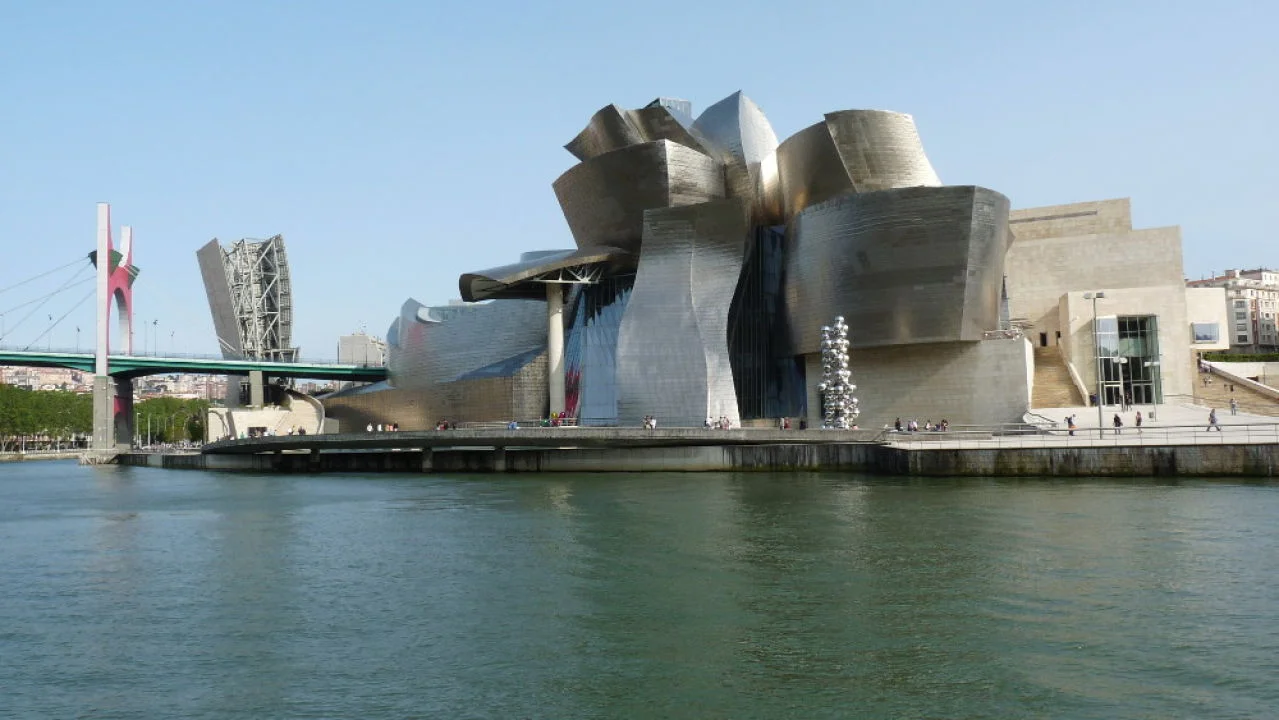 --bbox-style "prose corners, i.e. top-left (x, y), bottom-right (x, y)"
top-left (202, 428), bottom-right (882, 454)
top-left (0, 349), bottom-right (386, 380)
